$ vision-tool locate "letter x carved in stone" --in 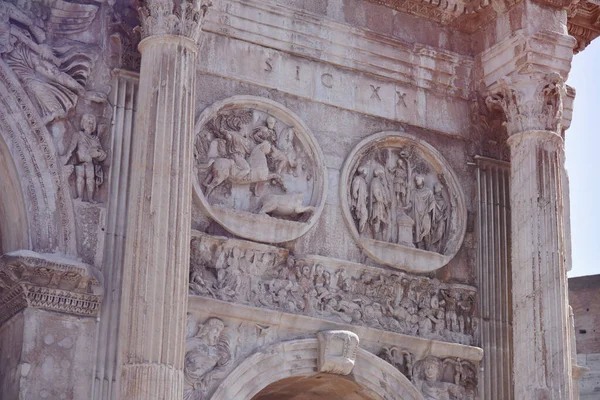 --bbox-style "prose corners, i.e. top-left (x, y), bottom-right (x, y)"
top-left (370, 85), bottom-right (381, 100)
